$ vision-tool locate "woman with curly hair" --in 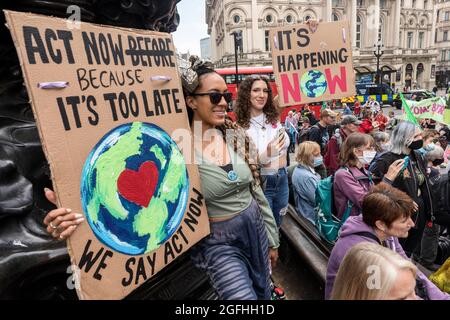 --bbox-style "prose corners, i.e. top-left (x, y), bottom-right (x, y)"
top-left (234, 76), bottom-right (290, 227)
